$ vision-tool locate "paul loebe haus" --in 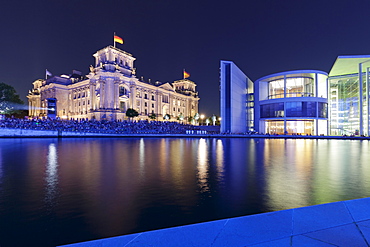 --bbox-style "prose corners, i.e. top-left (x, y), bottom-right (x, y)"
top-left (27, 45), bottom-right (199, 121)
top-left (221, 55), bottom-right (370, 136)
